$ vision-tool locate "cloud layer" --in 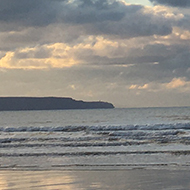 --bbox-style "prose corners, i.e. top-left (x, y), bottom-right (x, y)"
top-left (0, 0), bottom-right (190, 107)
top-left (150, 0), bottom-right (190, 7)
